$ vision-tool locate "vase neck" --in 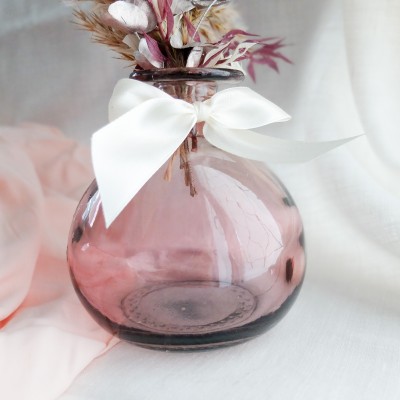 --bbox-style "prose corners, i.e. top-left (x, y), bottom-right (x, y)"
top-left (129, 67), bottom-right (244, 103)
top-left (155, 81), bottom-right (217, 103)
